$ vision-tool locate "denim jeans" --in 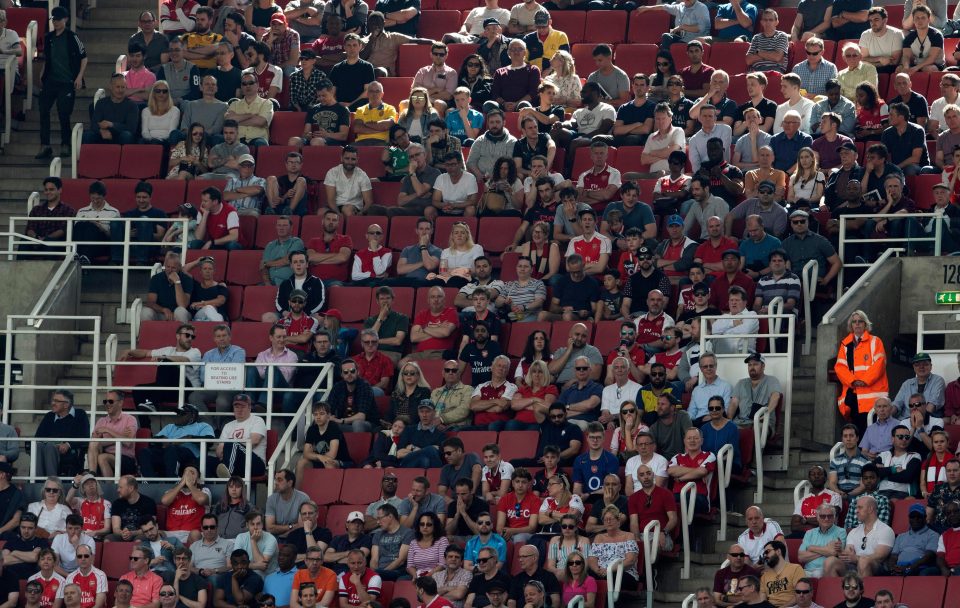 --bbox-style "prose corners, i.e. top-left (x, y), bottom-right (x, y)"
top-left (399, 445), bottom-right (442, 468)
top-left (245, 366), bottom-right (290, 407)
